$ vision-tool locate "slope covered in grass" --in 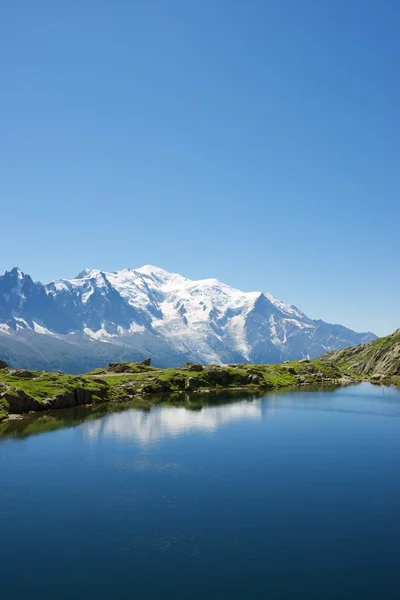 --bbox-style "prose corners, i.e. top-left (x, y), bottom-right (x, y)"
top-left (0, 358), bottom-right (344, 421)
top-left (322, 329), bottom-right (400, 379)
